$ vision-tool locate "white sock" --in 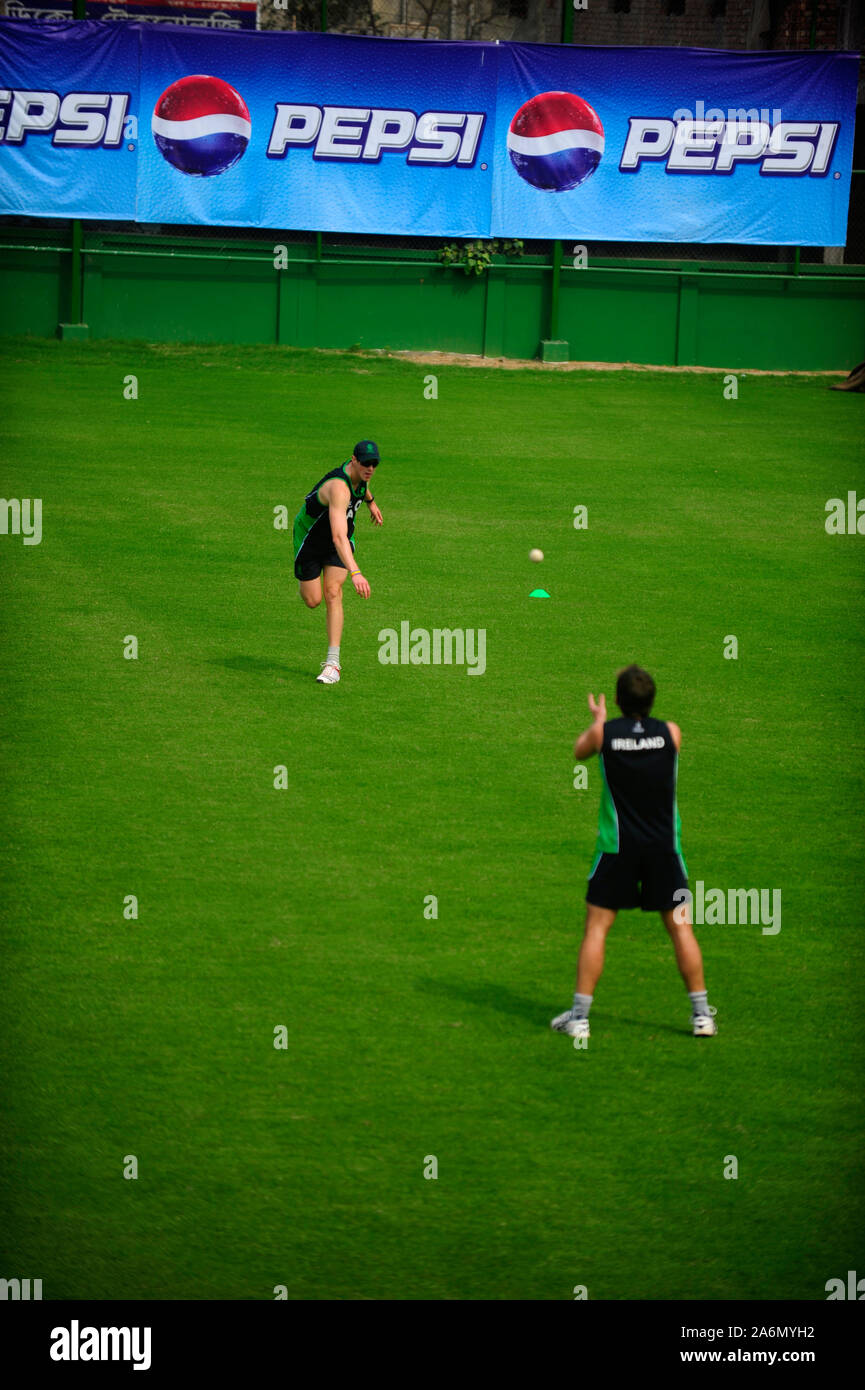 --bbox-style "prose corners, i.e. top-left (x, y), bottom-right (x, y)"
top-left (572, 993), bottom-right (593, 1020)
top-left (689, 990), bottom-right (709, 1017)
top-left (327, 646), bottom-right (340, 668)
